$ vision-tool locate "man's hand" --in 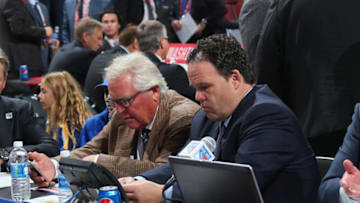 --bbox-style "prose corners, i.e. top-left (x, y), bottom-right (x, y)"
top-left (171, 20), bottom-right (183, 30)
top-left (28, 152), bottom-right (56, 188)
top-left (340, 160), bottom-right (360, 200)
top-left (118, 176), bottom-right (137, 185)
top-left (195, 21), bottom-right (206, 35)
top-left (123, 180), bottom-right (164, 203)
top-left (44, 27), bottom-right (53, 38)
top-left (0, 158), bottom-right (3, 165)
top-left (82, 155), bottom-right (98, 162)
